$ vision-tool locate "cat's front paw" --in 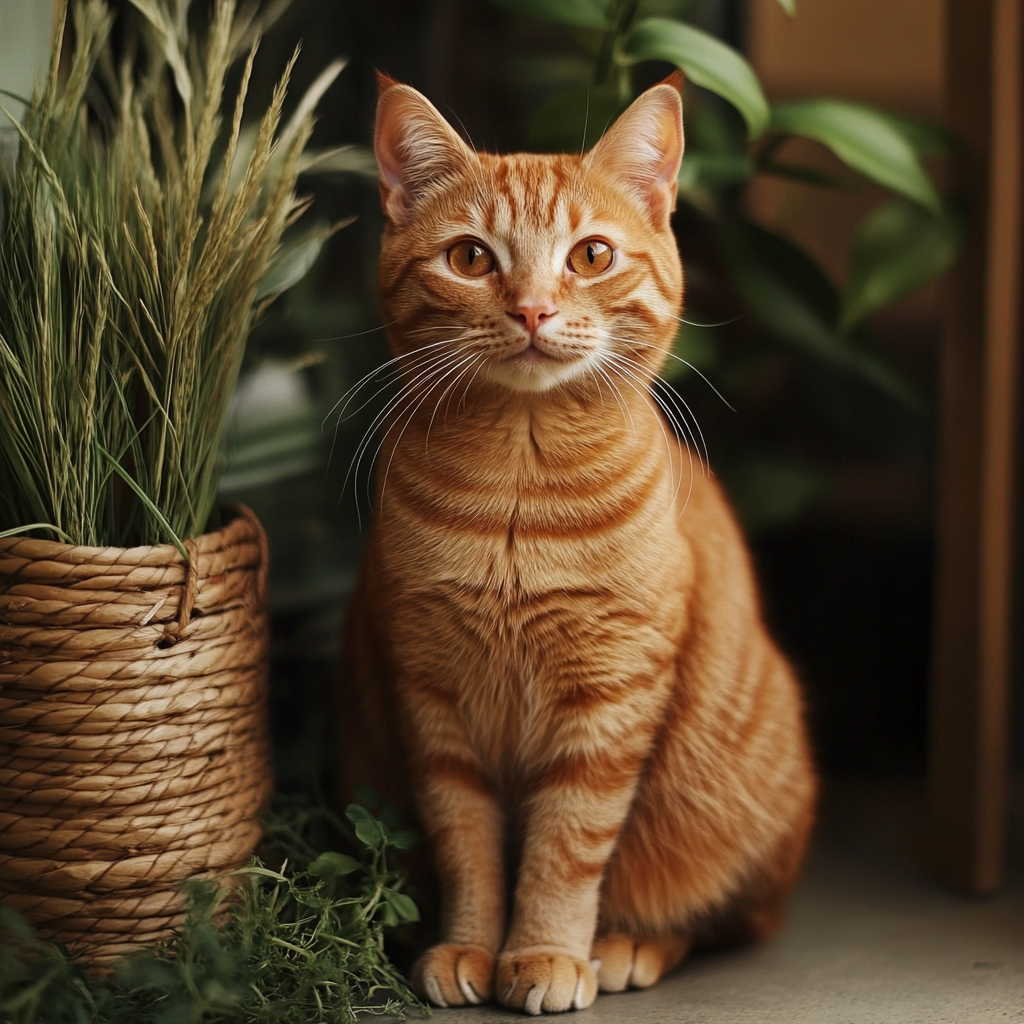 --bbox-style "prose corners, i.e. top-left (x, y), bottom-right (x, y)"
top-left (412, 943), bottom-right (495, 1008)
top-left (496, 948), bottom-right (598, 1015)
